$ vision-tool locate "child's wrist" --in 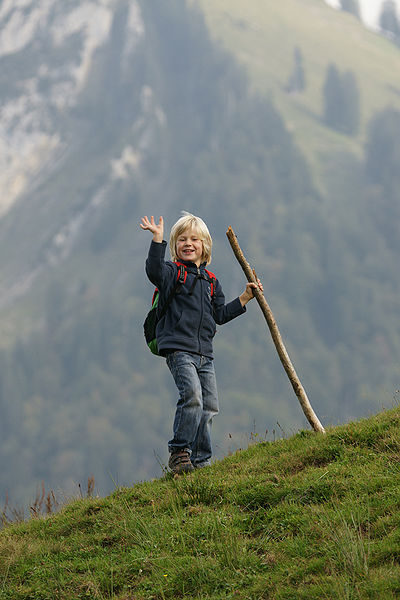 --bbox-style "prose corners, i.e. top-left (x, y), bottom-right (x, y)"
top-left (239, 292), bottom-right (250, 307)
top-left (153, 234), bottom-right (163, 243)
